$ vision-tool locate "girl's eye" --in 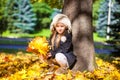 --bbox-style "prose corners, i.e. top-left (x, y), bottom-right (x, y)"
top-left (60, 26), bottom-right (64, 27)
top-left (56, 26), bottom-right (59, 27)
top-left (56, 26), bottom-right (63, 27)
